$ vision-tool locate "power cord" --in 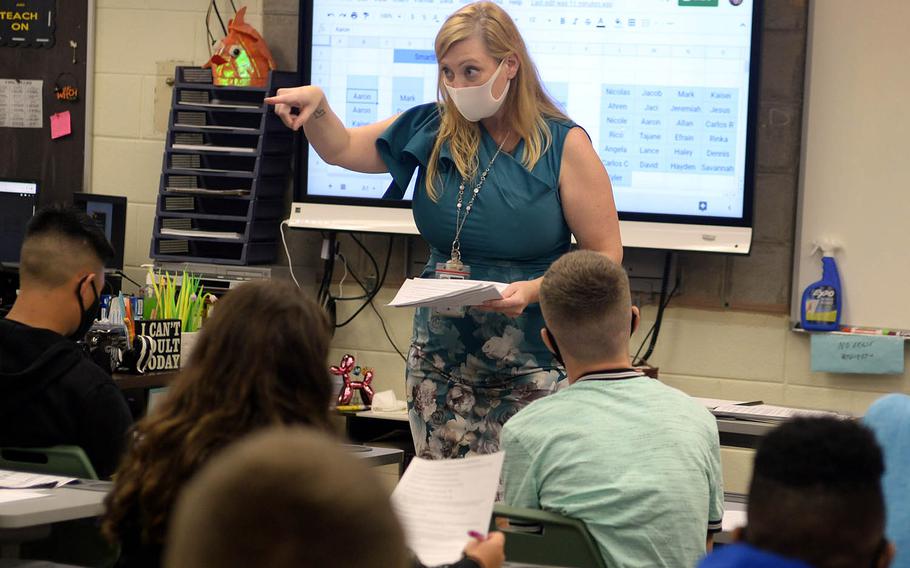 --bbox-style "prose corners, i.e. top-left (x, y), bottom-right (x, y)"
top-left (114, 269), bottom-right (143, 290)
top-left (280, 220), bottom-right (301, 289)
top-left (631, 283), bottom-right (678, 366)
top-left (632, 252), bottom-right (678, 366)
top-left (334, 235), bottom-right (393, 328)
top-left (333, 246), bottom-right (408, 362)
